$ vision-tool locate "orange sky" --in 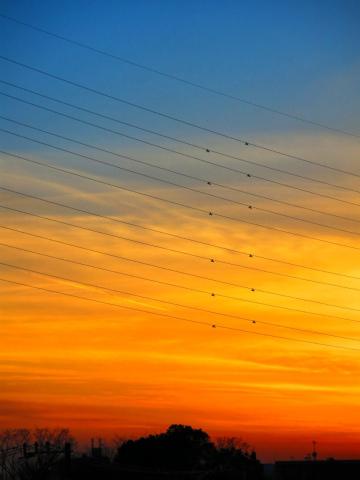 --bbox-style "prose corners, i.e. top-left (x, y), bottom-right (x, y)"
top-left (1, 131), bottom-right (360, 461)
